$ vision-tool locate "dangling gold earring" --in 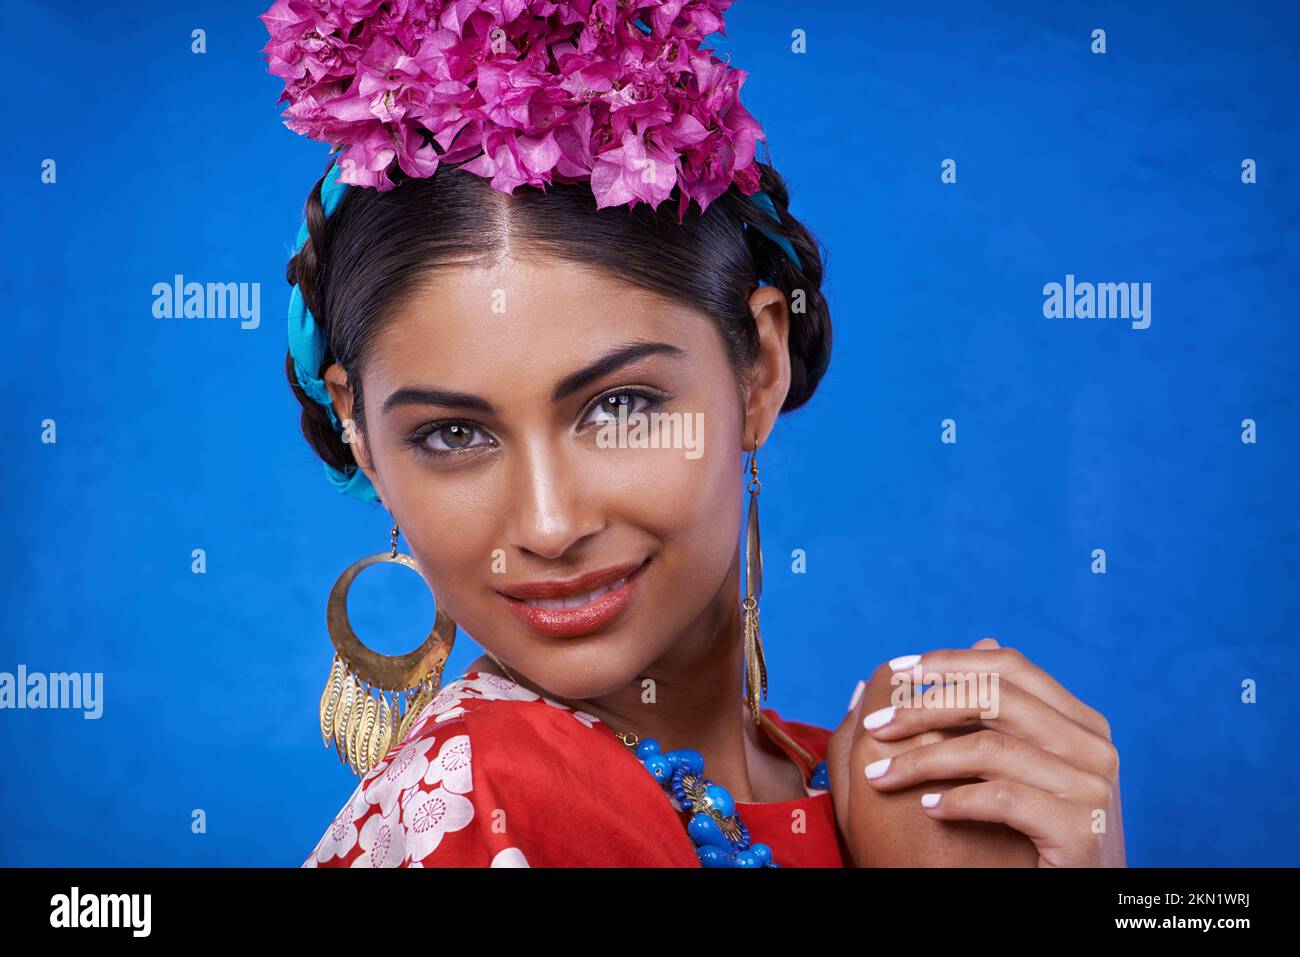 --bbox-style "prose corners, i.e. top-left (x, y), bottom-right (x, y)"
top-left (318, 519), bottom-right (458, 777)
top-left (742, 440), bottom-right (768, 725)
